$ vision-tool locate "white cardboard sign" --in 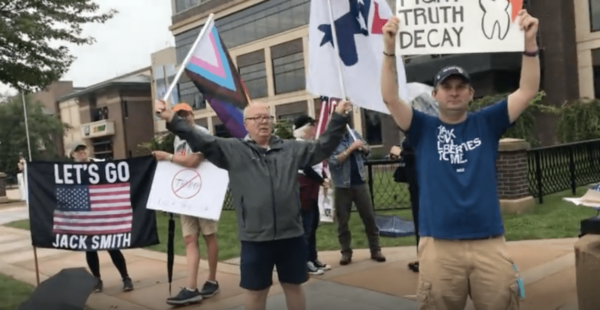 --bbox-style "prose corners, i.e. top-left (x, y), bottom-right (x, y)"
top-left (146, 161), bottom-right (229, 221)
top-left (395, 0), bottom-right (524, 55)
top-left (318, 187), bottom-right (335, 223)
